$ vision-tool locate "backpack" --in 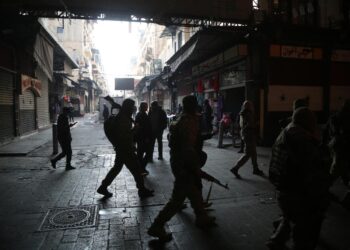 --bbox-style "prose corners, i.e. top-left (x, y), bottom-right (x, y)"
top-left (268, 130), bottom-right (293, 190)
top-left (104, 112), bottom-right (121, 147)
top-left (167, 118), bottom-right (181, 150)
